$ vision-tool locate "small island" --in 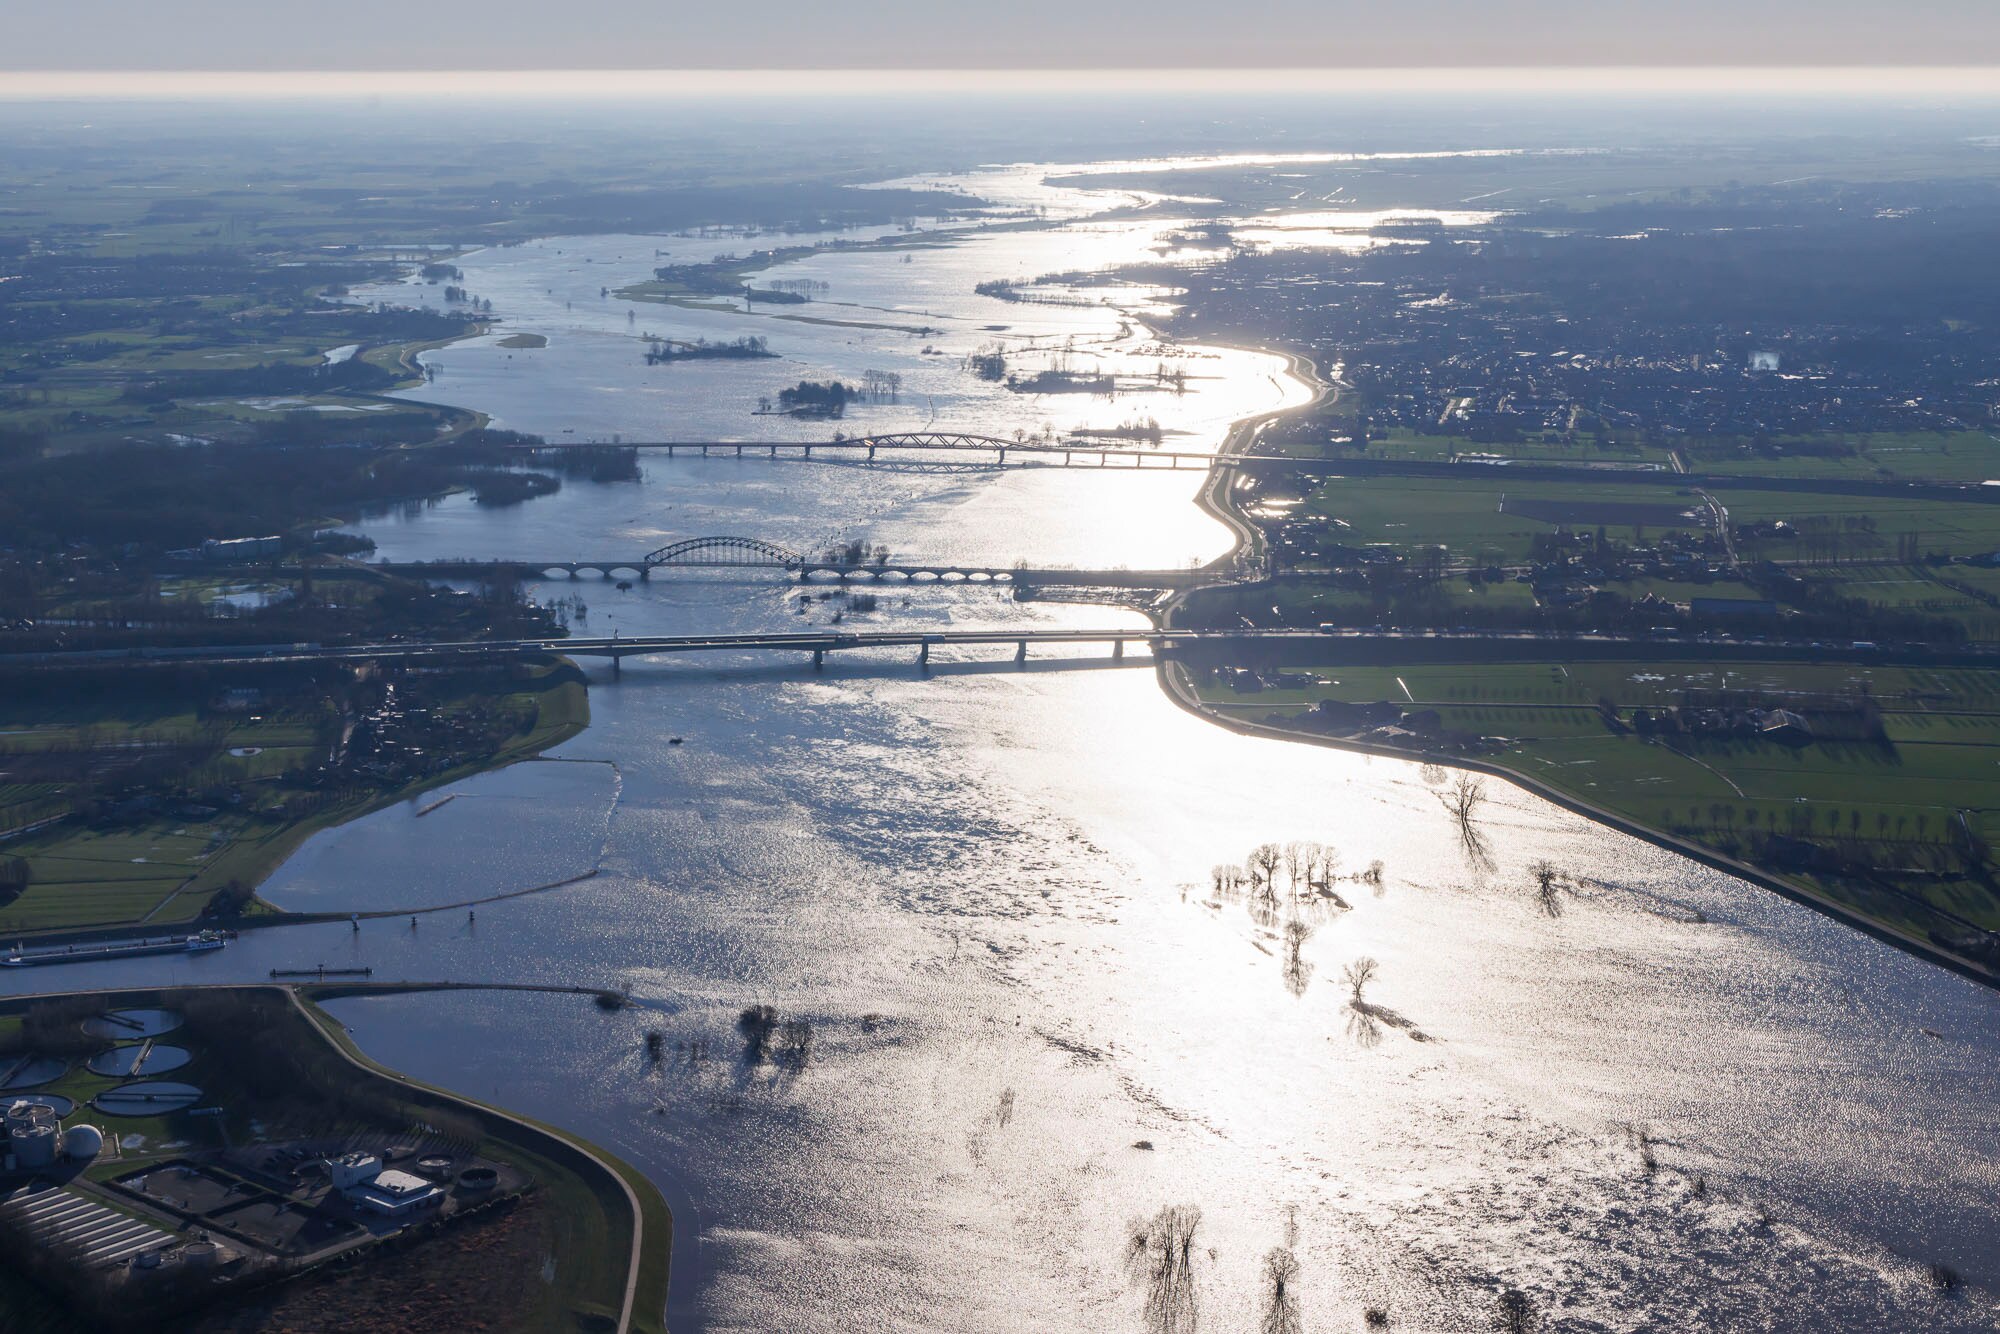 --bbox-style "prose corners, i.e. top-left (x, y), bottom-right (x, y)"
top-left (642, 335), bottom-right (774, 366)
